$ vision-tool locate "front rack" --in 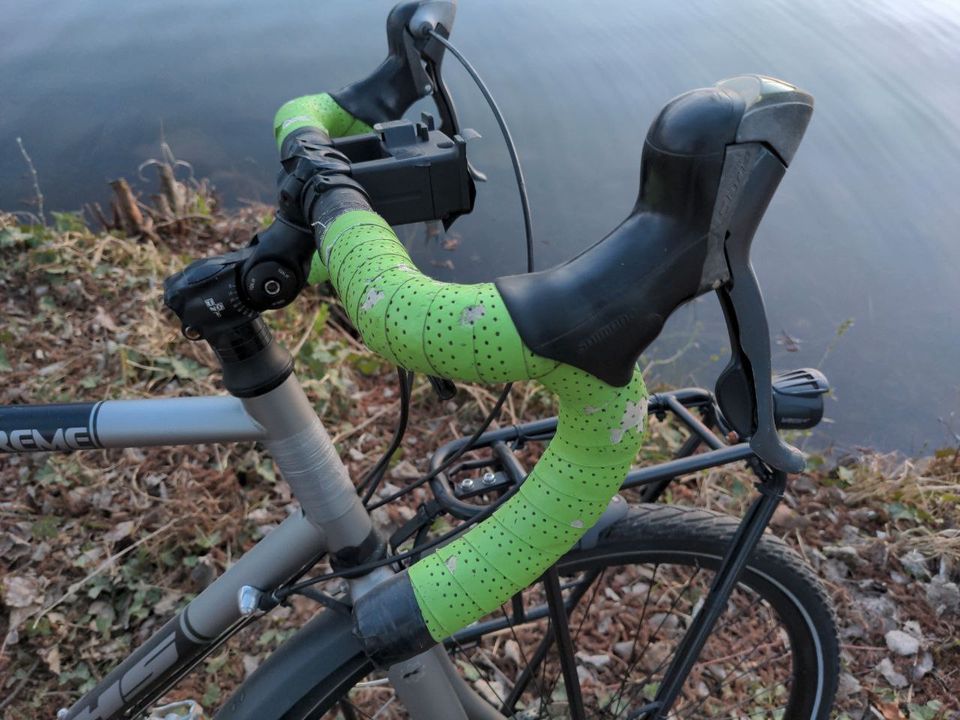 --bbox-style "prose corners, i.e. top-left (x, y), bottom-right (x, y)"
top-left (424, 388), bottom-right (758, 522)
